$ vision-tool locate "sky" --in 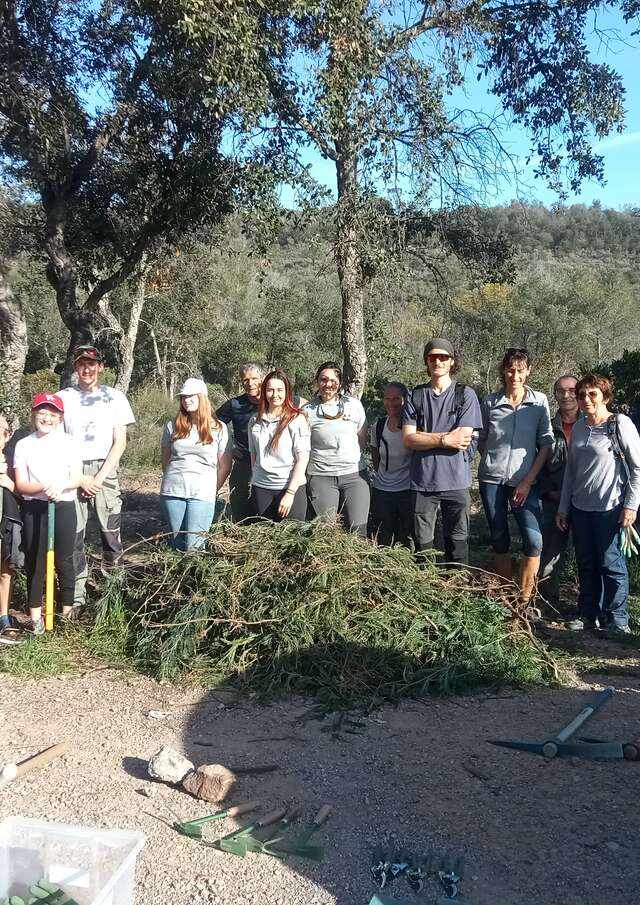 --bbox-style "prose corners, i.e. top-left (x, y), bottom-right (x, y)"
top-left (280, 9), bottom-right (640, 211)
